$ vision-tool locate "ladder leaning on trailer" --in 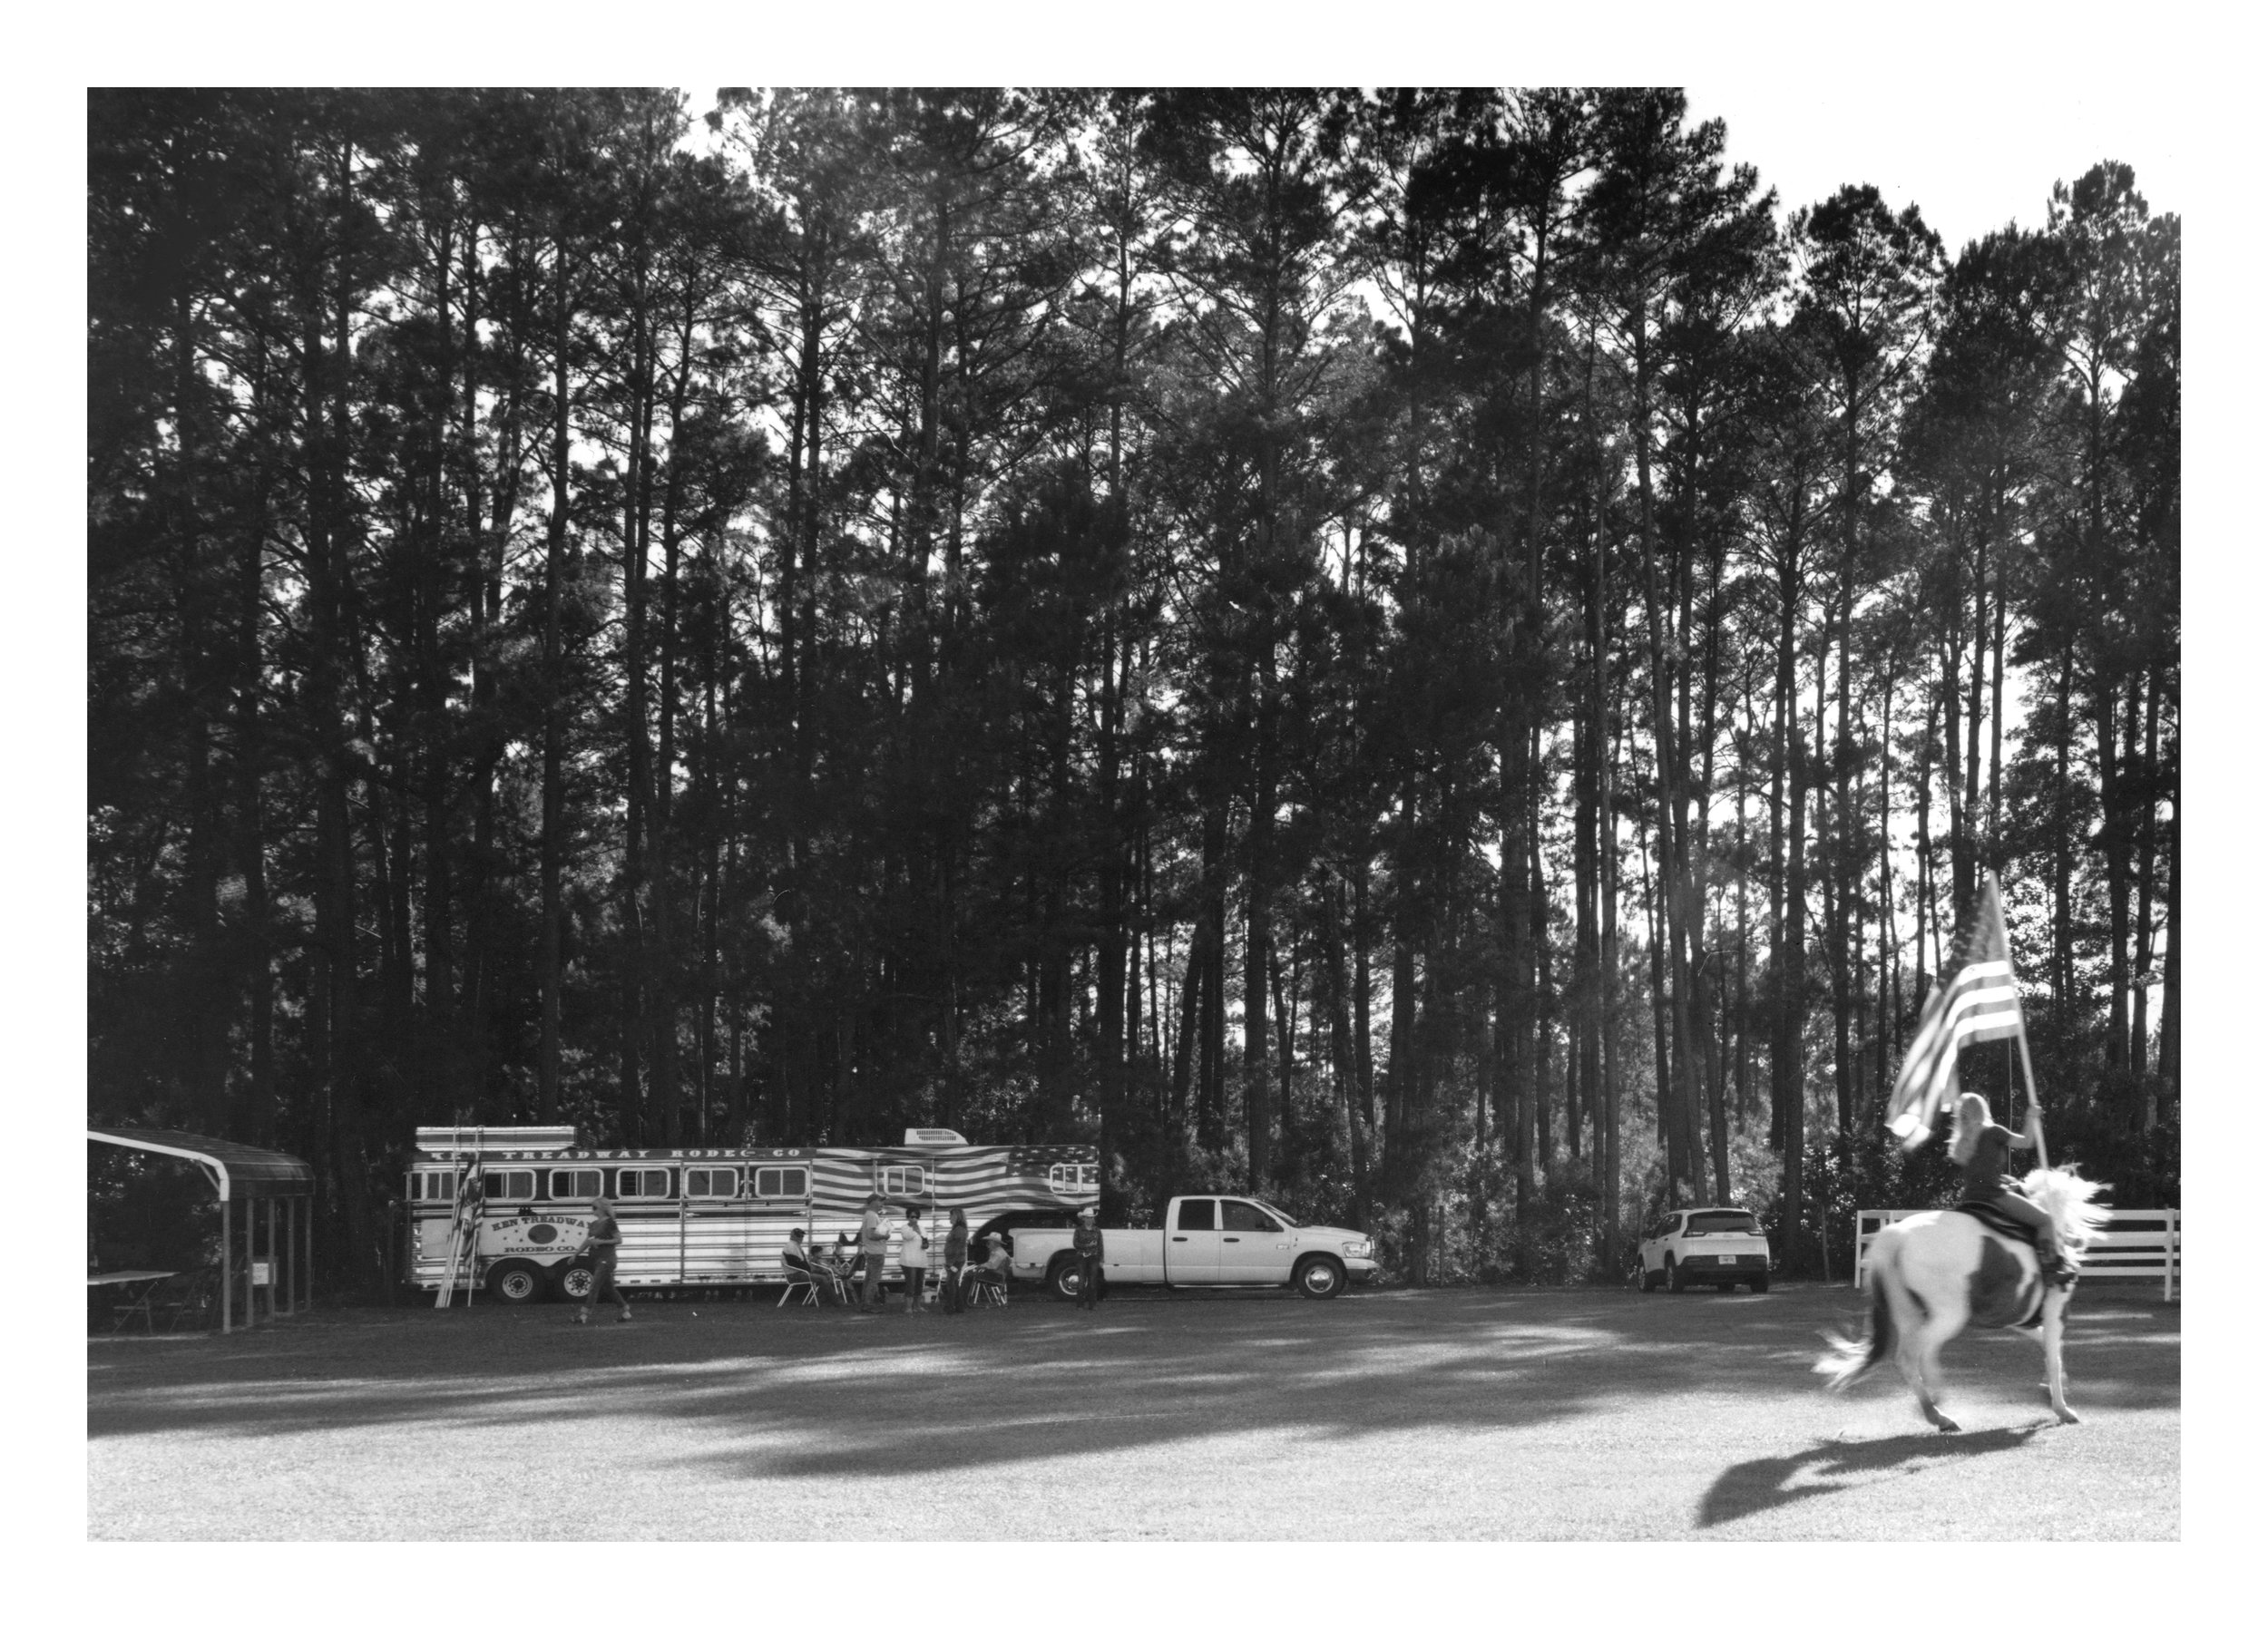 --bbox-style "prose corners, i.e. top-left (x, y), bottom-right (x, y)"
top-left (432, 1128), bottom-right (484, 1308)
